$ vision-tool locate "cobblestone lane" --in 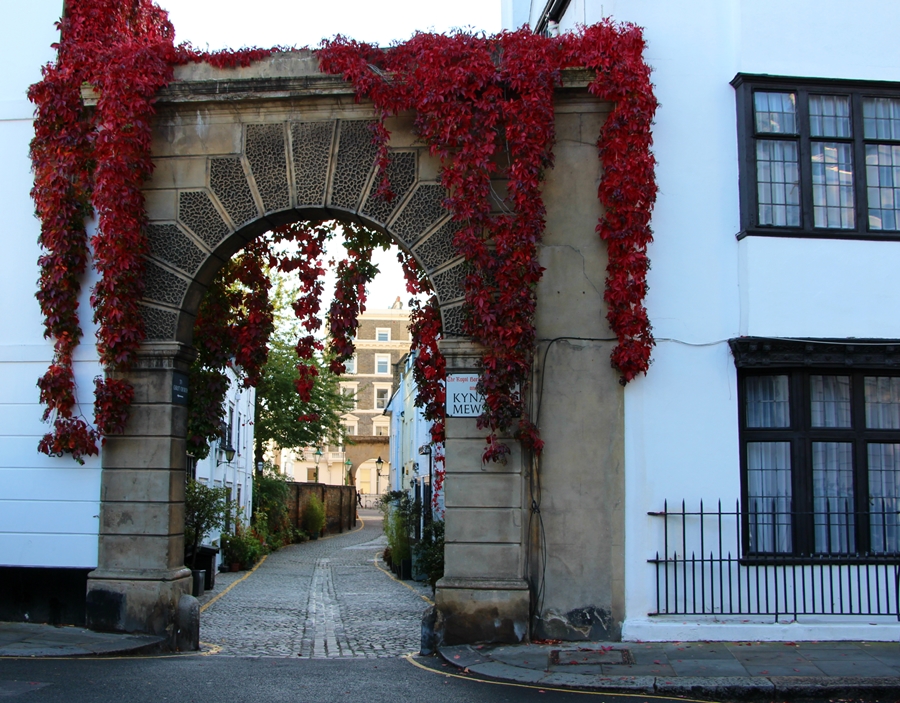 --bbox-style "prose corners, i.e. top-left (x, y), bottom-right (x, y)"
top-left (198, 510), bottom-right (432, 658)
